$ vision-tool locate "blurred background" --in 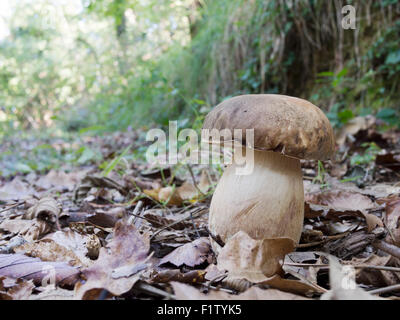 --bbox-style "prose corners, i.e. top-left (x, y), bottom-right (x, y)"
top-left (0, 0), bottom-right (399, 175)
